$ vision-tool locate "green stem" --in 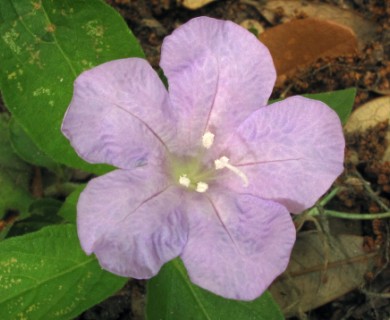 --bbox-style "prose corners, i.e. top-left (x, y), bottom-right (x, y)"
top-left (304, 186), bottom-right (390, 221)
top-left (318, 186), bottom-right (342, 206)
top-left (319, 210), bottom-right (390, 220)
top-left (305, 187), bottom-right (341, 217)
